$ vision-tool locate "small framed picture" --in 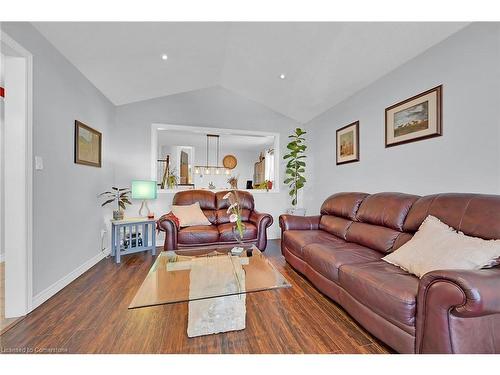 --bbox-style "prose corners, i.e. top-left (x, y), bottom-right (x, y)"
top-left (385, 85), bottom-right (442, 147)
top-left (74, 120), bottom-right (102, 167)
top-left (336, 121), bottom-right (359, 165)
